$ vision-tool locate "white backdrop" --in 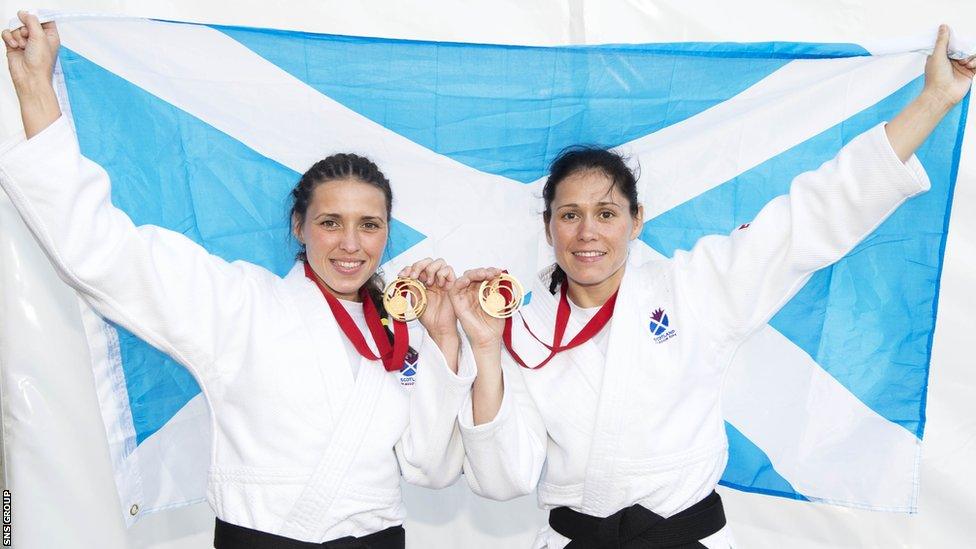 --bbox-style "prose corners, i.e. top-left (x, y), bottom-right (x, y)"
top-left (1, 1), bottom-right (975, 548)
